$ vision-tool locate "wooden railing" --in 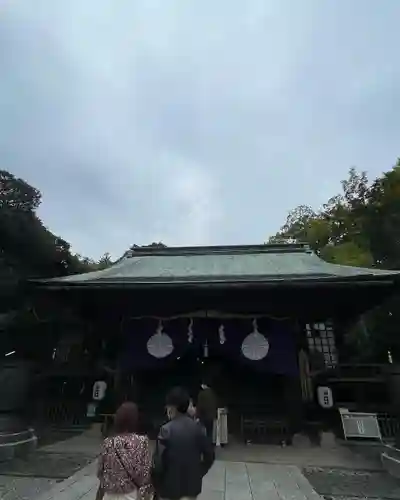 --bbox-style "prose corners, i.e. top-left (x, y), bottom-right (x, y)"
top-left (378, 413), bottom-right (400, 439)
top-left (34, 399), bottom-right (89, 428)
top-left (326, 364), bottom-right (388, 382)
